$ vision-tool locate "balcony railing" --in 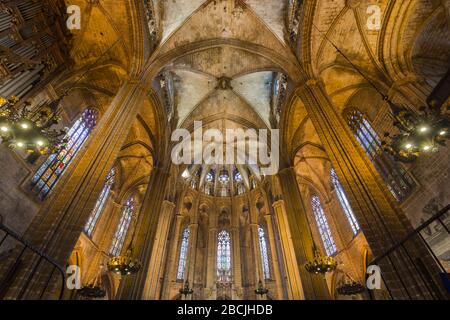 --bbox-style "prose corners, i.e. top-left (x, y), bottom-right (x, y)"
top-left (0, 223), bottom-right (66, 300)
top-left (369, 204), bottom-right (450, 299)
